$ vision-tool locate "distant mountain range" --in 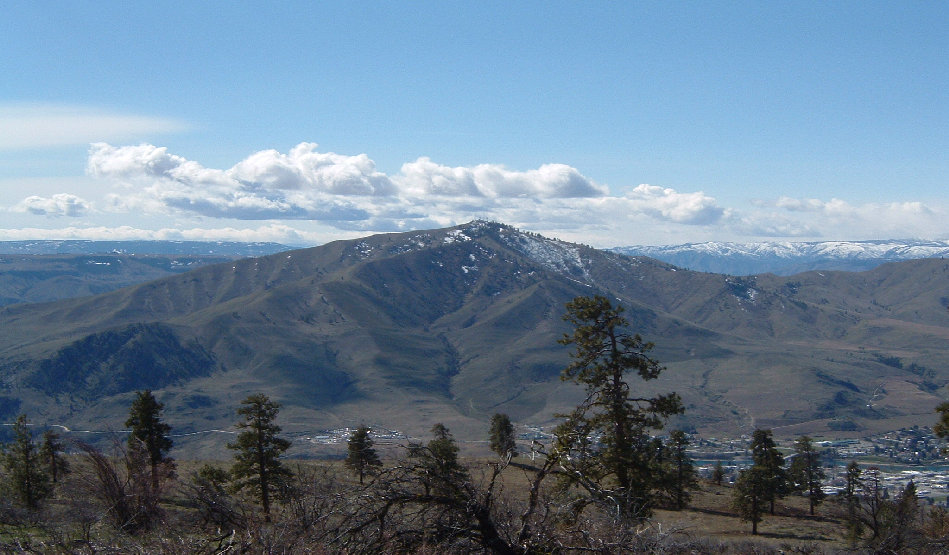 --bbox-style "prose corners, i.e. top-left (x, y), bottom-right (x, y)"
top-left (612, 239), bottom-right (949, 276)
top-left (1, 222), bottom-right (947, 458)
top-left (0, 239), bottom-right (294, 307)
top-left (0, 240), bottom-right (293, 256)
